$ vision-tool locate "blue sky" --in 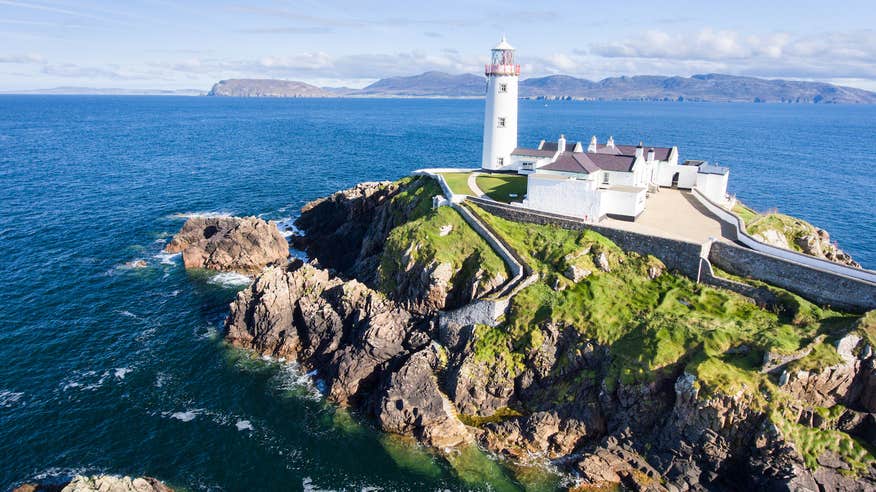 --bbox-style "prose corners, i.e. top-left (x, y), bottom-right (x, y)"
top-left (2, 0), bottom-right (876, 91)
